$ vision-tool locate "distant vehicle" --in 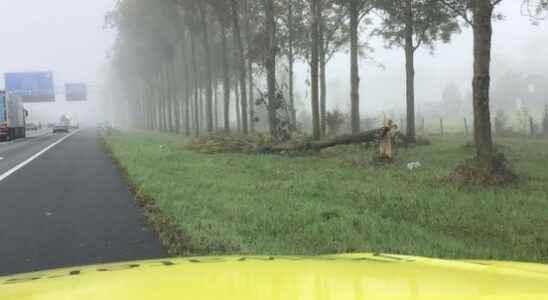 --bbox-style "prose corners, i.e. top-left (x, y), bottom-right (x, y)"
top-left (70, 119), bottom-right (79, 129)
top-left (0, 90), bottom-right (26, 142)
top-left (26, 122), bottom-right (39, 131)
top-left (52, 122), bottom-right (69, 133)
